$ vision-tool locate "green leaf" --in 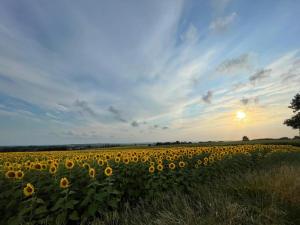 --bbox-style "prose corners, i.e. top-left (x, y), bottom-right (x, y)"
top-left (95, 192), bottom-right (107, 201)
top-left (65, 199), bottom-right (79, 209)
top-left (35, 197), bottom-right (45, 204)
top-left (19, 206), bottom-right (32, 216)
top-left (34, 205), bottom-right (48, 215)
top-left (69, 210), bottom-right (80, 221)
top-left (55, 211), bottom-right (67, 225)
top-left (80, 195), bottom-right (91, 207)
top-left (108, 198), bottom-right (119, 209)
top-left (50, 197), bottom-right (65, 211)
top-left (7, 216), bottom-right (22, 225)
top-left (88, 202), bottom-right (98, 216)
